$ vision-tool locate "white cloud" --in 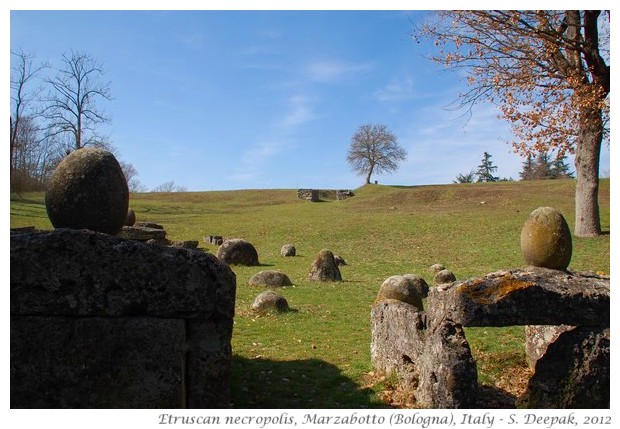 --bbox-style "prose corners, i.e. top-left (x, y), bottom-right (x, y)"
top-left (226, 93), bottom-right (318, 186)
top-left (391, 99), bottom-right (524, 185)
top-left (374, 76), bottom-right (418, 102)
top-left (277, 94), bottom-right (317, 130)
top-left (227, 139), bottom-right (290, 187)
top-left (303, 60), bottom-right (372, 83)
top-left (240, 141), bottom-right (283, 165)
